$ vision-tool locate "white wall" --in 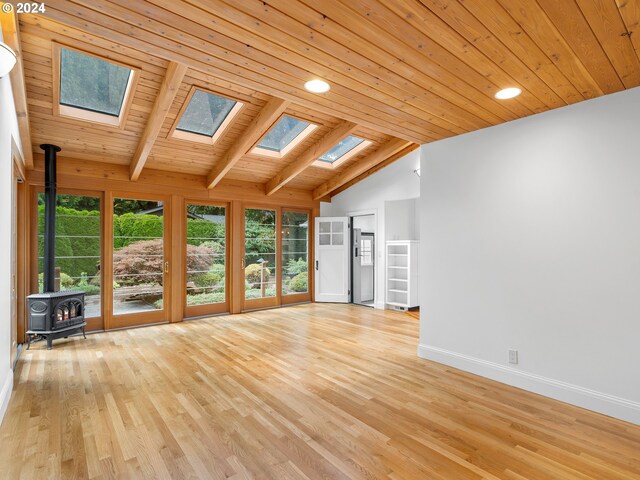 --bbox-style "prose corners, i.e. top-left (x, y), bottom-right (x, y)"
top-left (0, 29), bottom-right (22, 425)
top-left (385, 198), bottom-right (419, 241)
top-left (419, 86), bottom-right (640, 425)
top-left (352, 214), bottom-right (375, 234)
top-left (322, 149), bottom-right (420, 308)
